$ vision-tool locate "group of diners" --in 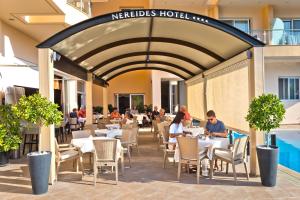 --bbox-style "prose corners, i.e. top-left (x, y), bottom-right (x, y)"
top-left (169, 109), bottom-right (227, 145)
